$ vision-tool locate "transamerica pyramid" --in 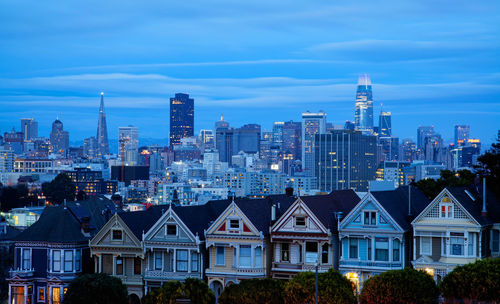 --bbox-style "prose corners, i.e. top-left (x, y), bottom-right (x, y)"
top-left (96, 92), bottom-right (109, 157)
